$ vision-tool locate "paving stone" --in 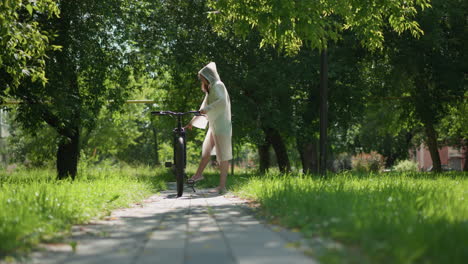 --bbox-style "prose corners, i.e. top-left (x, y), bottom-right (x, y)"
top-left (26, 183), bottom-right (318, 264)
